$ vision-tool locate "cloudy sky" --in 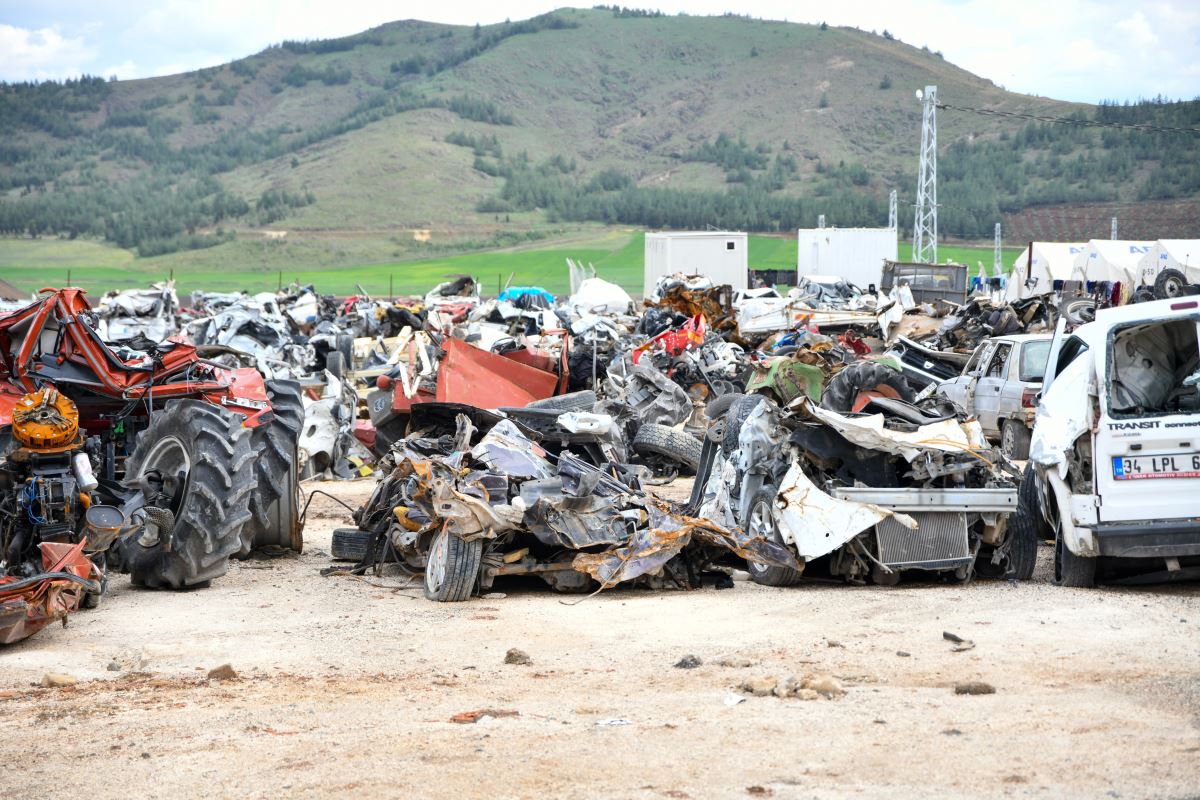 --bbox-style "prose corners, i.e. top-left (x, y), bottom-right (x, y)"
top-left (1, 1), bottom-right (1196, 103)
